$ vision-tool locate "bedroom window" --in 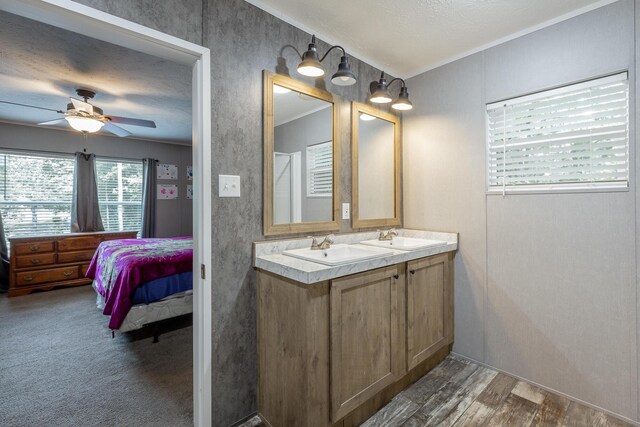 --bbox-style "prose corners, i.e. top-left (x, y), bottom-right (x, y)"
top-left (0, 151), bottom-right (74, 238)
top-left (96, 159), bottom-right (143, 234)
top-left (306, 141), bottom-right (333, 197)
top-left (486, 72), bottom-right (629, 193)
